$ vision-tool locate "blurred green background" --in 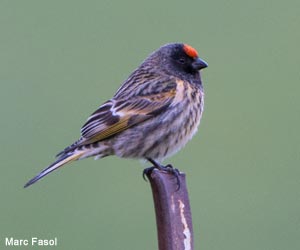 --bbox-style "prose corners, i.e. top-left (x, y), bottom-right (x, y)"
top-left (1, 0), bottom-right (299, 249)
